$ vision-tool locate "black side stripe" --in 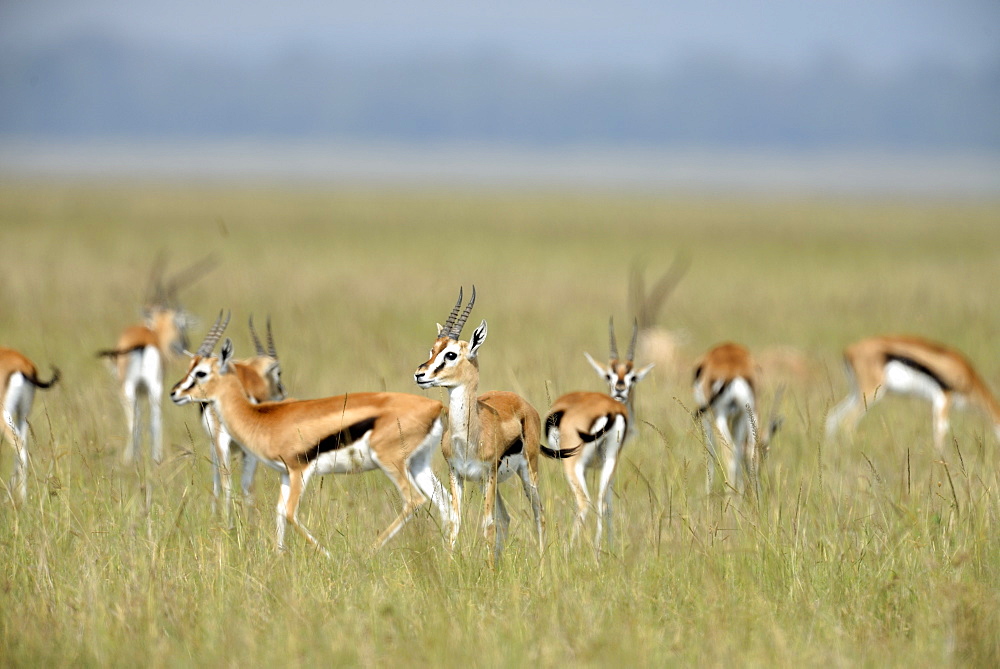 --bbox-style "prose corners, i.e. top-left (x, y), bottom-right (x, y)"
top-left (579, 413), bottom-right (622, 443)
top-left (886, 353), bottom-right (951, 391)
top-left (501, 437), bottom-right (524, 460)
top-left (544, 410), bottom-right (565, 438)
top-left (694, 380), bottom-right (731, 417)
top-left (298, 417), bottom-right (377, 463)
